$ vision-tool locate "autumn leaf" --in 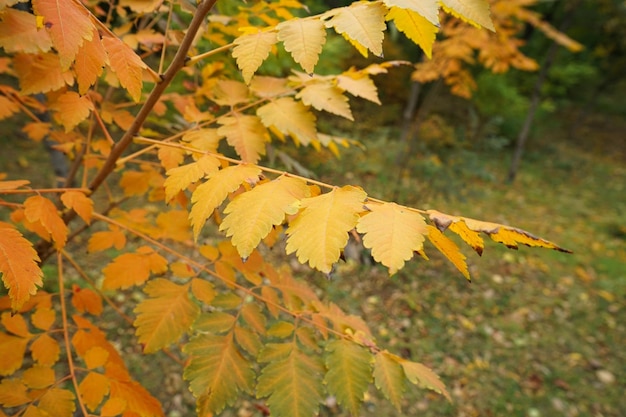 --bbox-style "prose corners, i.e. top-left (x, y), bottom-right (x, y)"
top-left (75, 28), bottom-right (109, 94)
top-left (277, 17), bottom-right (327, 74)
top-left (102, 35), bottom-right (147, 102)
top-left (30, 333), bottom-right (60, 366)
top-left (49, 91), bottom-right (94, 132)
top-left (217, 113), bottom-right (268, 163)
top-left (400, 358), bottom-right (451, 400)
top-left (0, 378), bottom-right (30, 407)
top-left (22, 364), bottom-right (55, 389)
top-left (296, 80), bottom-right (354, 120)
top-left (87, 227), bottom-right (126, 253)
top-left (102, 246), bottom-right (168, 289)
top-left (426, 225), bottom-right (470, 280)
top-left (163, 154), bottom-right (220, 203)
top-left (72, 286), bottom-right (103, 316)
top-left (386, 6), bottom-right (439, 58)
top-left (38, 388), bottom-right (76, 417)
top-left (189, 164), bottom-right (262, 239)
top-left (257, 345), bottom-right (325, 417)
top-left (232, 29), bottom-right (278, 84)
top-left (373, 351), bottom-right (406, 410)
top-left (13, 52), bottom-right (73, 95)
top-left (0, 8), bottom-right (53, 54)
top-left (0, 222), bottom-right (43, 311)
top-left (257, 97), bottom-right (317, 145)
top-left (382, 0), bottom-right (440, 26)
top-left (60, 190), bottom-right (94, 224)
top-left (286, 185), bottom-right (366, 274)
top-left (0, 179), bottom-right (30, 190)
top-left (336, 71), bottom-right (381, 104)
top-left (32, 0), bottom-right (94, 69)
top-left (323, 2), bottom-right (387, 57)
top-left (220, 176), bottom-right (310, 259)
top-left (325, 339), bottom-right (373, 415)
top-left (79, 372), bottom-right (110, 411)
top-left (183, 333), bottom-right (254, 415)
top-left (24, 195), bottom-right (68, 249)
top-left (440, 0), bottom-right (495, 31)
top-left (209, 79), bottom-right (250, 107)
top-left (357, 202), bottom-right (428, 275)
